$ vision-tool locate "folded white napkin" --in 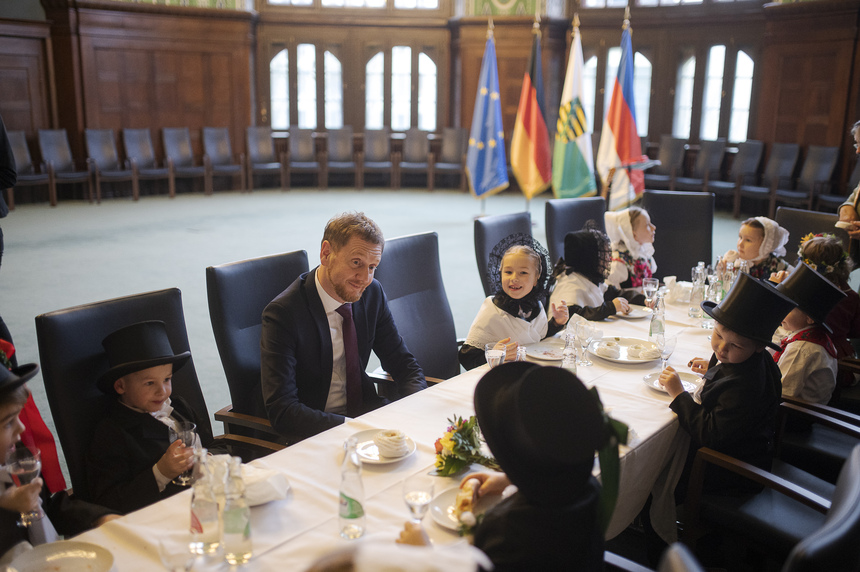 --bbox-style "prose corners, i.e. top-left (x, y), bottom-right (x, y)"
top-left (595, 342), bottom-right (621, 359)
top-left (627, 344), bottom-right (661, 360)
top-left (208, 455), bottom-right (290, 506)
